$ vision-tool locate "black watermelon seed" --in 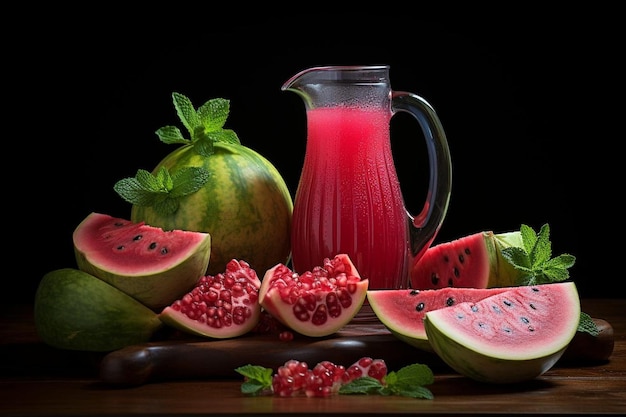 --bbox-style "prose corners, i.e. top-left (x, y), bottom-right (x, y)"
top-left (160, 247), bottom-right (169, 255)
top-left (471, 305), bottom-right (479, 312)
top-left (447, 278), bottom-right (454, 287)
top-left (410, 290), bottom-right (420, 296)
top-left (431, 273), bottom-right (440, 285)
top-left (116, 245), bottom-right (125, 251)
top-left (529, 303), bottom-right (537, 310)
top-left (464, 247), bottom-right (471, 255)
top-left (532, 287), bottom-right (540, 292)
top-left (446, 297), bottom-right (455, 307)
top-left (149, 242), bottom-right (158, 250)
top-left (503, 299), bottom-right (512, 307)
top-left (453, 267), bottom-right (460, 277)
top-left (503, 327), bottom-right (512, 333)
top-left (528, 326), bottom-right (535, 332)
top-left (492, 305), bottom-right (501, 313)
top-left (521, 317), bottom-right (530, 324)
top-left (443, 255), bottom-right (450, 263)
top-left (458, 253), bottom-right (465, 264)
top-left (133, 235), bottom-right (143, 241)
top-left (416, 302), bottom-right (425, 312)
